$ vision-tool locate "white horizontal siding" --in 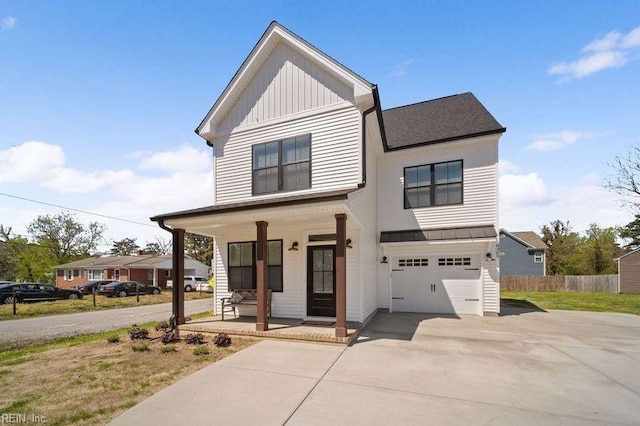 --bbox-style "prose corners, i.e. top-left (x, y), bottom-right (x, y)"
top-left (219, 42), bottom-right (353, 134)
top-left (215, 105), bottom-right (361, 204)
top-left (483, 260), bottom-right (499, 314)
top-left (377, 136), bottom-right (499, 232)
